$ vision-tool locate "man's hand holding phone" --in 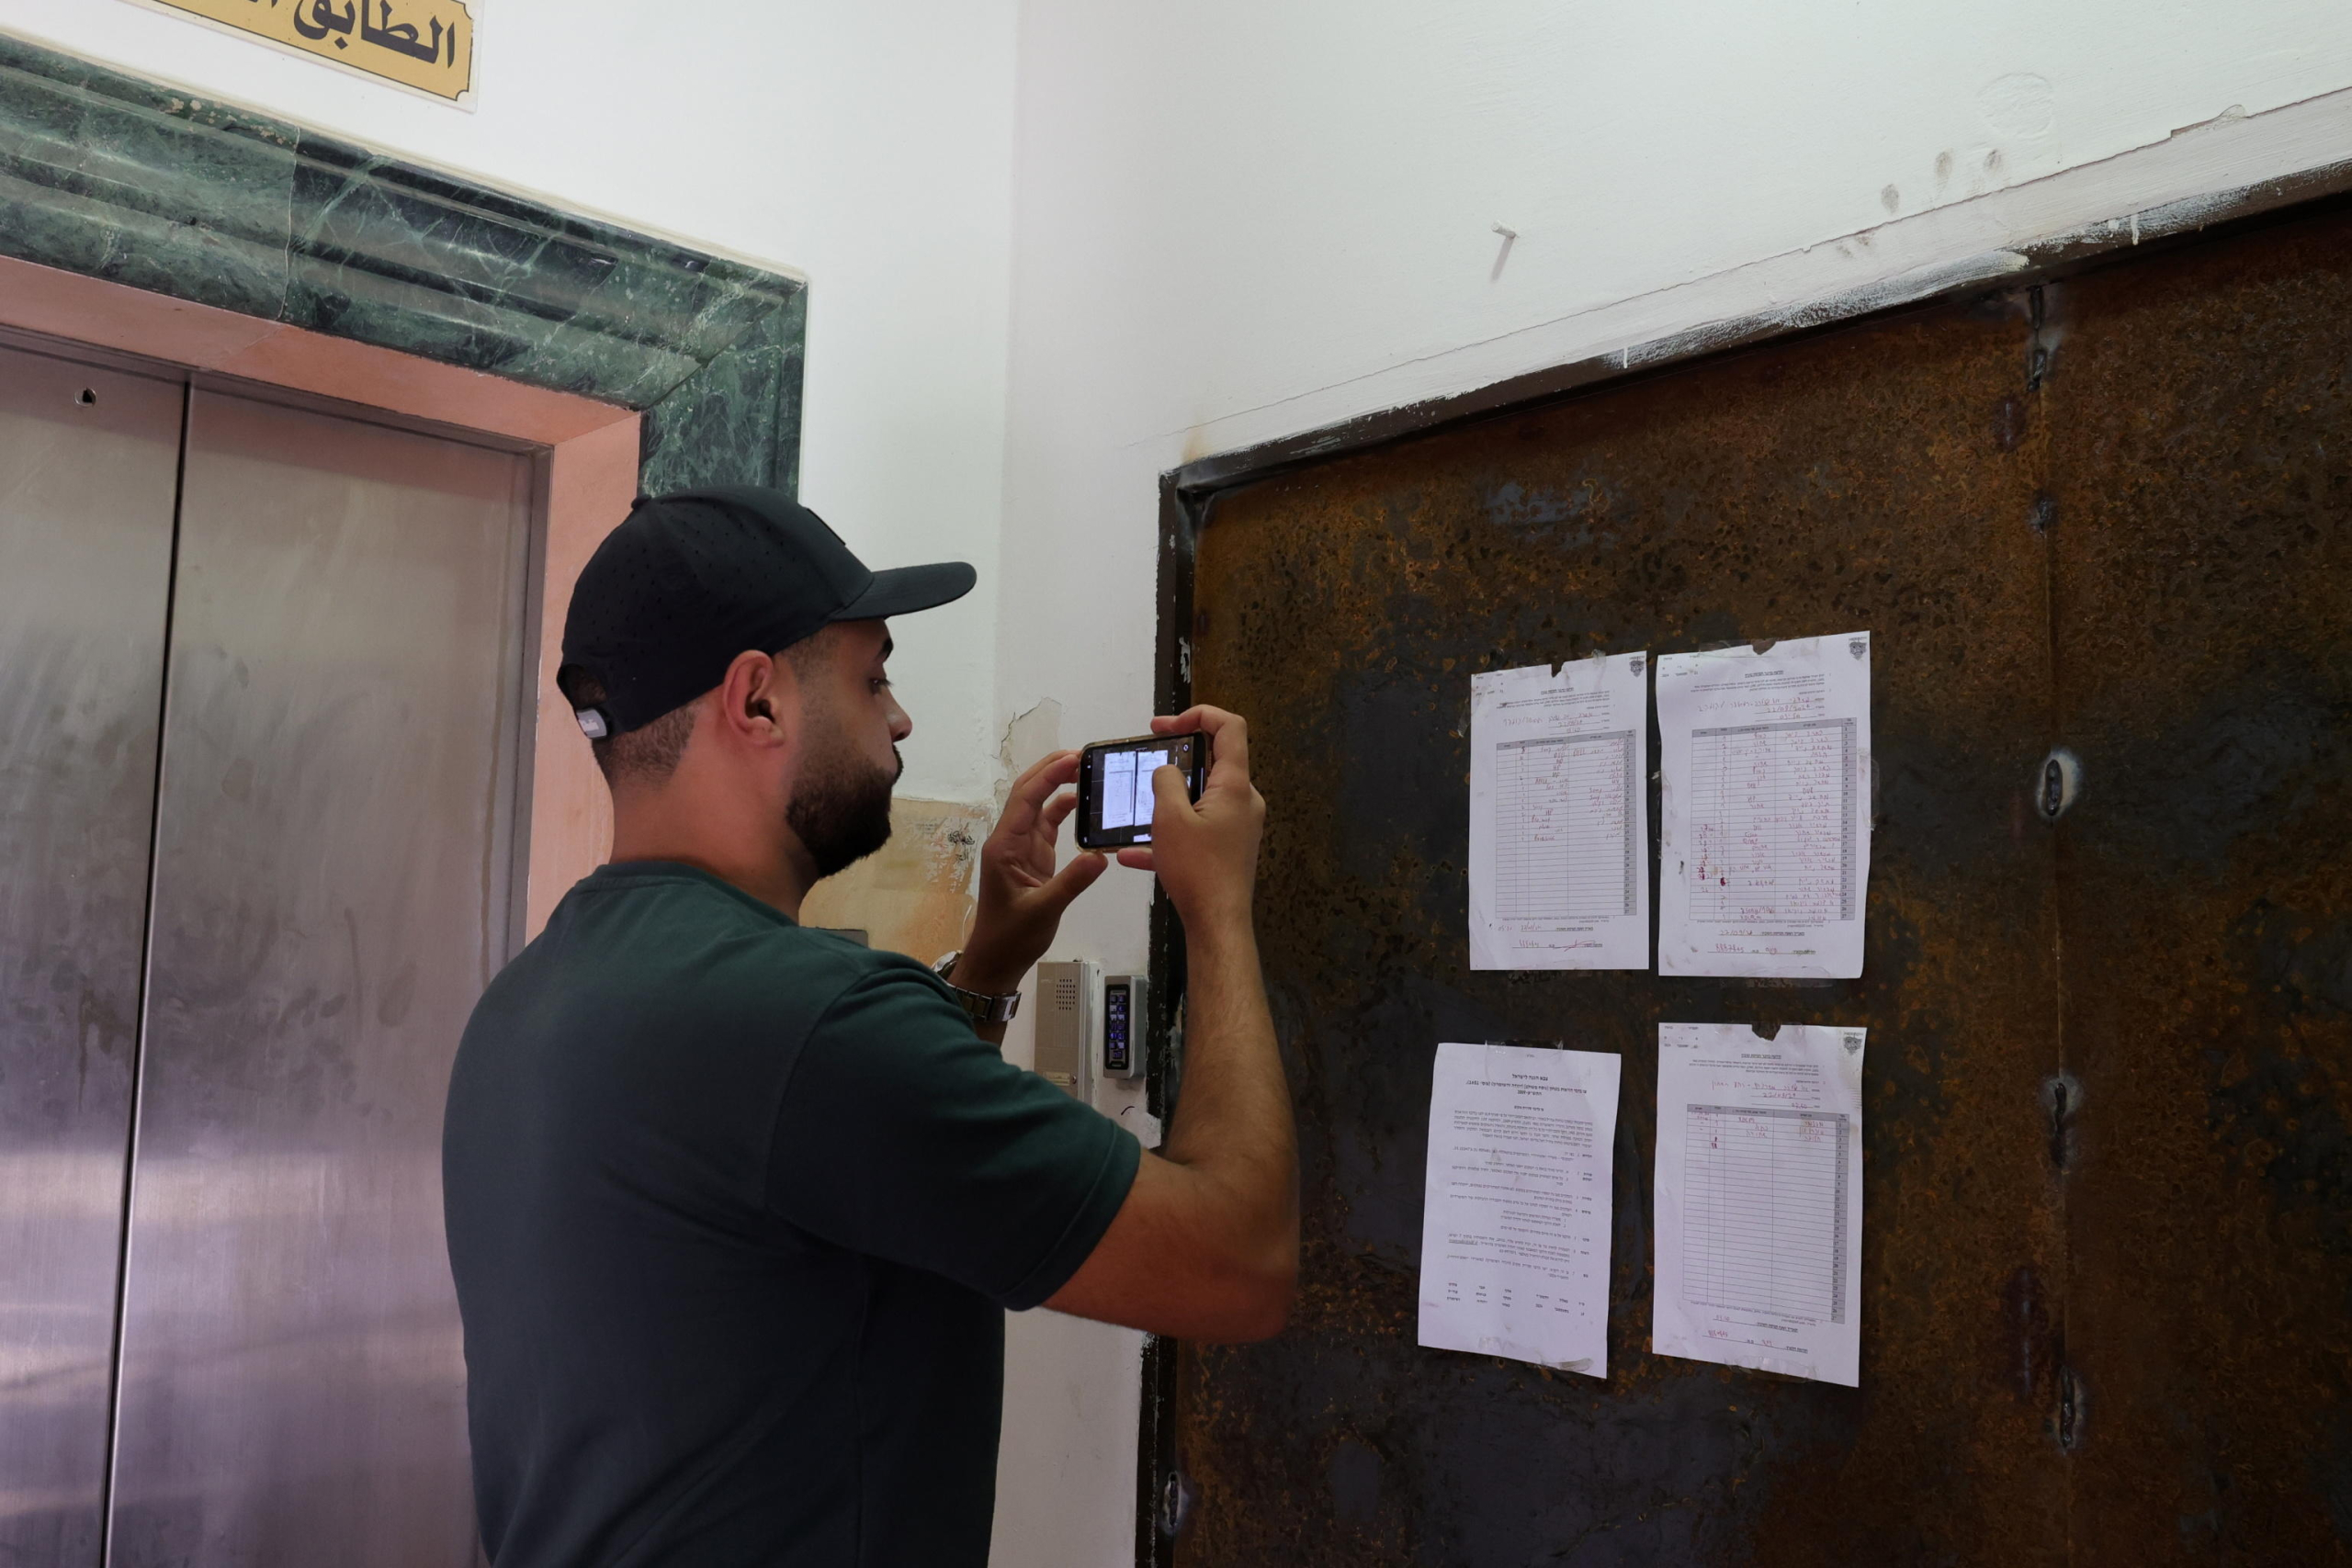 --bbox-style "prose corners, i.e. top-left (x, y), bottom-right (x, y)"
top-left (952, 749), bottom-right (1107, 998)
top-left (1115, 706), bottom-right (1263, 931)
top-left (951, 705), bottom-right (1258, 998)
